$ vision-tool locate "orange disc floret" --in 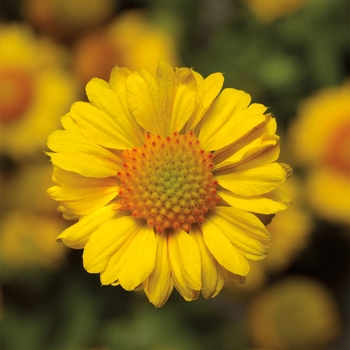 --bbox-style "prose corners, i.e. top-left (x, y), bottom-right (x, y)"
top-left (116, 132), bottom-right (220, 232)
